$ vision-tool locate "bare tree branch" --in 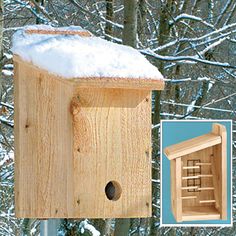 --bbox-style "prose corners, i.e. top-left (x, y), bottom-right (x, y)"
top-left (141, 49), bottom-right (236, 68)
